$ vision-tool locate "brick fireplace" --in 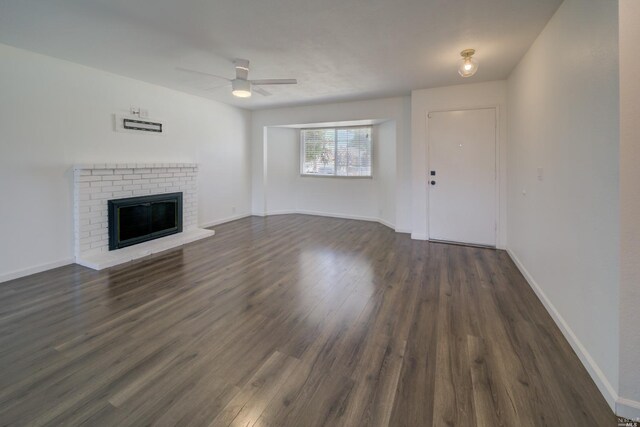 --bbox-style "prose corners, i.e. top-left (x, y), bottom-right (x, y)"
top-left (73, 163), bottom-right (214, 269)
